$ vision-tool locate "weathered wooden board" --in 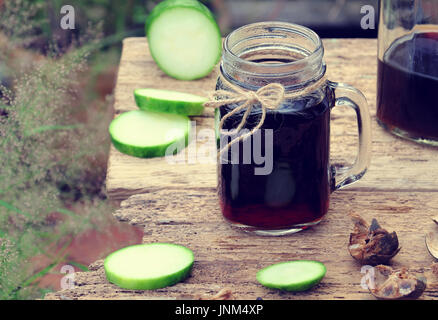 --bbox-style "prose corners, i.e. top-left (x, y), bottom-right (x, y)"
top-left (44, 38), bottom-right (438, 300)
top-left (45, 190), bottom-right (438, 300)
top-left (106, 38), bottom-right (438, 201)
